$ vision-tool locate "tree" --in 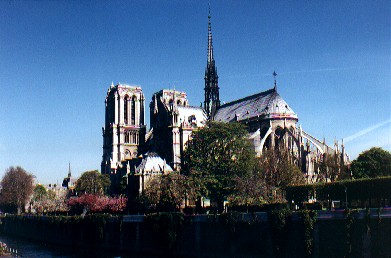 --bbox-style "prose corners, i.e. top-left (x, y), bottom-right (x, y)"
top-left (33, 184), bottom-right (47, 202)
top-left (32, 184), bottom-right (49, 214)
top-left (0, 166), bottom-right (34, 214)
top-left (351, 147), bottom-right (391, 179)
top-left (319, 153), bottom-right (345, 182)
top-left (142, 172), bottom-right (187, 212)
top-left (75, 170), bottom-right (110, 196)
top-left (259, 146), bottom-right (305, 202)
top-left (228, 172), bottom-right (267, 209)
top-left (48, 189), bottom-right (68, 215)
top-left (31, 185), bottom-right (68, 215)
top-left (183, 121), bottom-right (256, 212)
